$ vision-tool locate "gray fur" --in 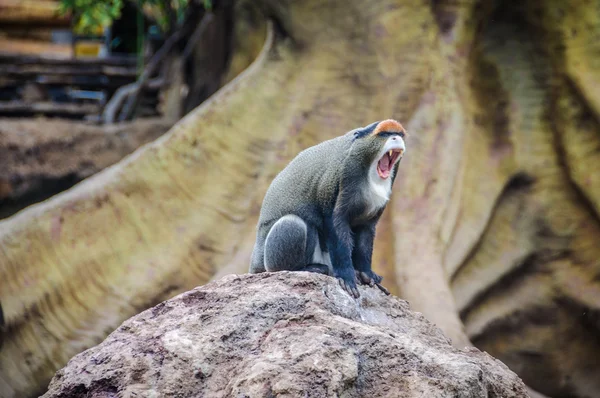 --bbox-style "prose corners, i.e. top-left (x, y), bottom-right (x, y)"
top-left (264, 215), bottom-right (307, 272)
